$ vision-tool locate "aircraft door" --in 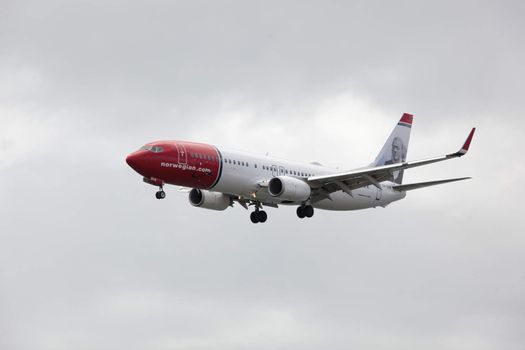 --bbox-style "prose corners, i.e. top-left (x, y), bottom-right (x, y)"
top-left (278, 166), bottom-right (285, 176)
top-left (271, 165), bottom-right (277, 177)
top-left (175, 143), bottom-right (188, 164)
top-left (376, 188), bottom-right (382, 200)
